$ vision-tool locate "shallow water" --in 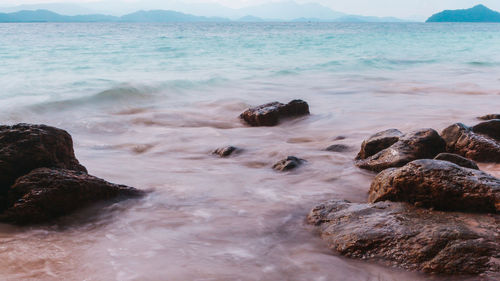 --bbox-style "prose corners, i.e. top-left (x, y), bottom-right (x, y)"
top-left (0, 23), bottom-right (499, 280)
